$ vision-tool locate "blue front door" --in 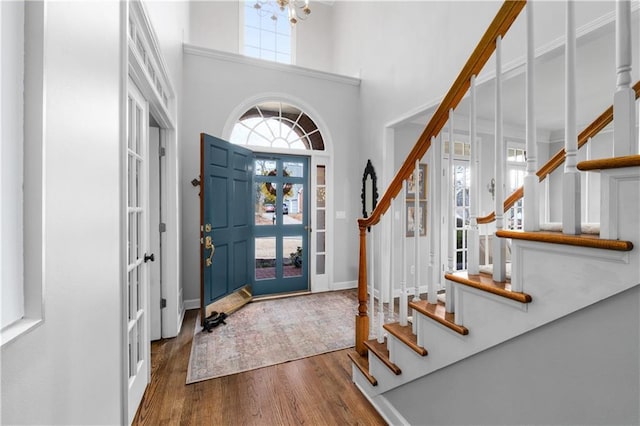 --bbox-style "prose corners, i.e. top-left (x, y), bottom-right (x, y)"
top-left (200, 133), bottom-right (253, 319)
top-left (252, 155), bottom-right (309, 296)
